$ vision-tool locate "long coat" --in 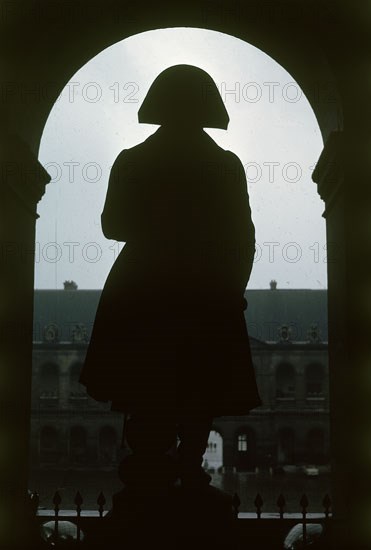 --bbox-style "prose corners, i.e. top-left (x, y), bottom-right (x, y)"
top-left (79, 126), bottom-right (261, 417)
